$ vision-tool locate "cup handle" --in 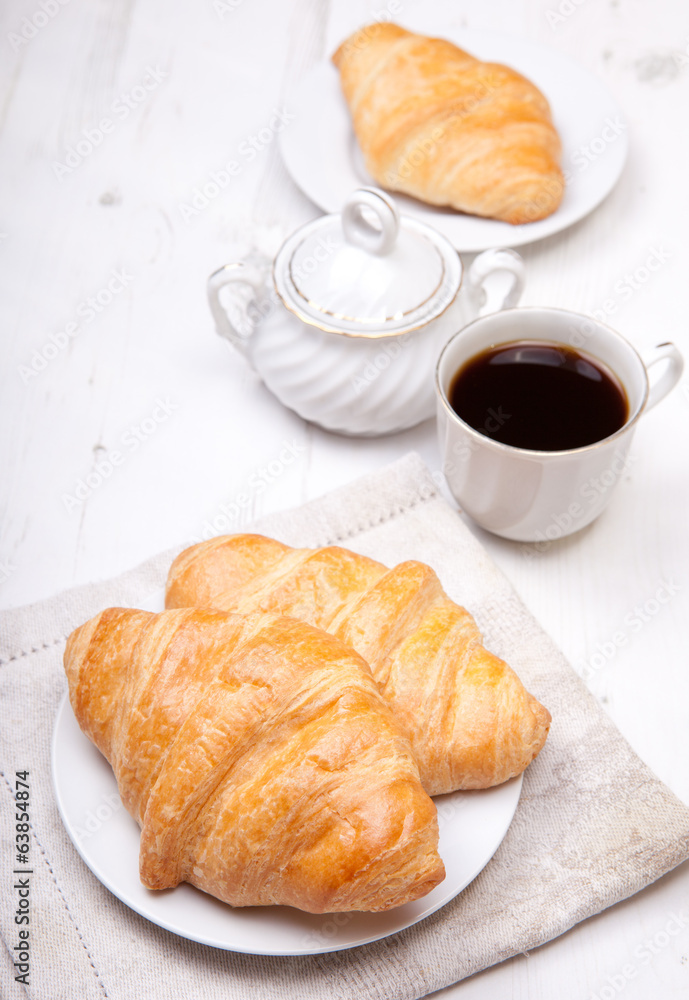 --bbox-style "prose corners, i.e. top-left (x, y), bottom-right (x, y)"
top-left (207, 259), bottom-right (270, 359)
top-left (467, 248), bottom-right (525, 313)
top-left (641, 342), bottom-right (684, 412)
